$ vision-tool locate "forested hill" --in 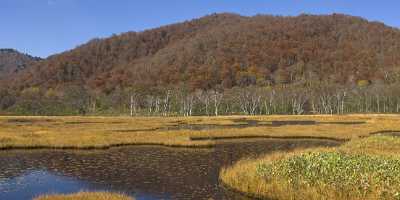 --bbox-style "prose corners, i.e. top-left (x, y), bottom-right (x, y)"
top-left (2, 13), bottom-right (400, 115)
top-left (0, 49), bottom-right (40, 79)
top-left (9, 13), bottom-right (400, 92)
